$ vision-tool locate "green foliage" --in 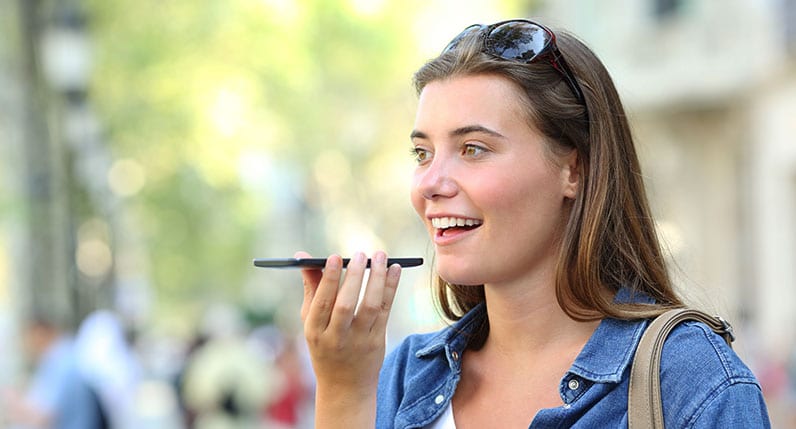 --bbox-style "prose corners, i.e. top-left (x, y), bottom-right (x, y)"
top-left (82, 0), bottom-right (421, 316)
